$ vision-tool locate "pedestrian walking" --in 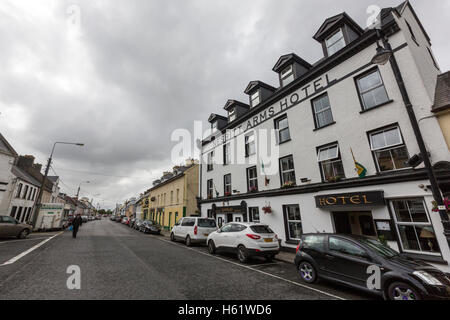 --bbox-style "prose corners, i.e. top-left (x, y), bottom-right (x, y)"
top-left (72, 214), bottom-right (83, 238)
